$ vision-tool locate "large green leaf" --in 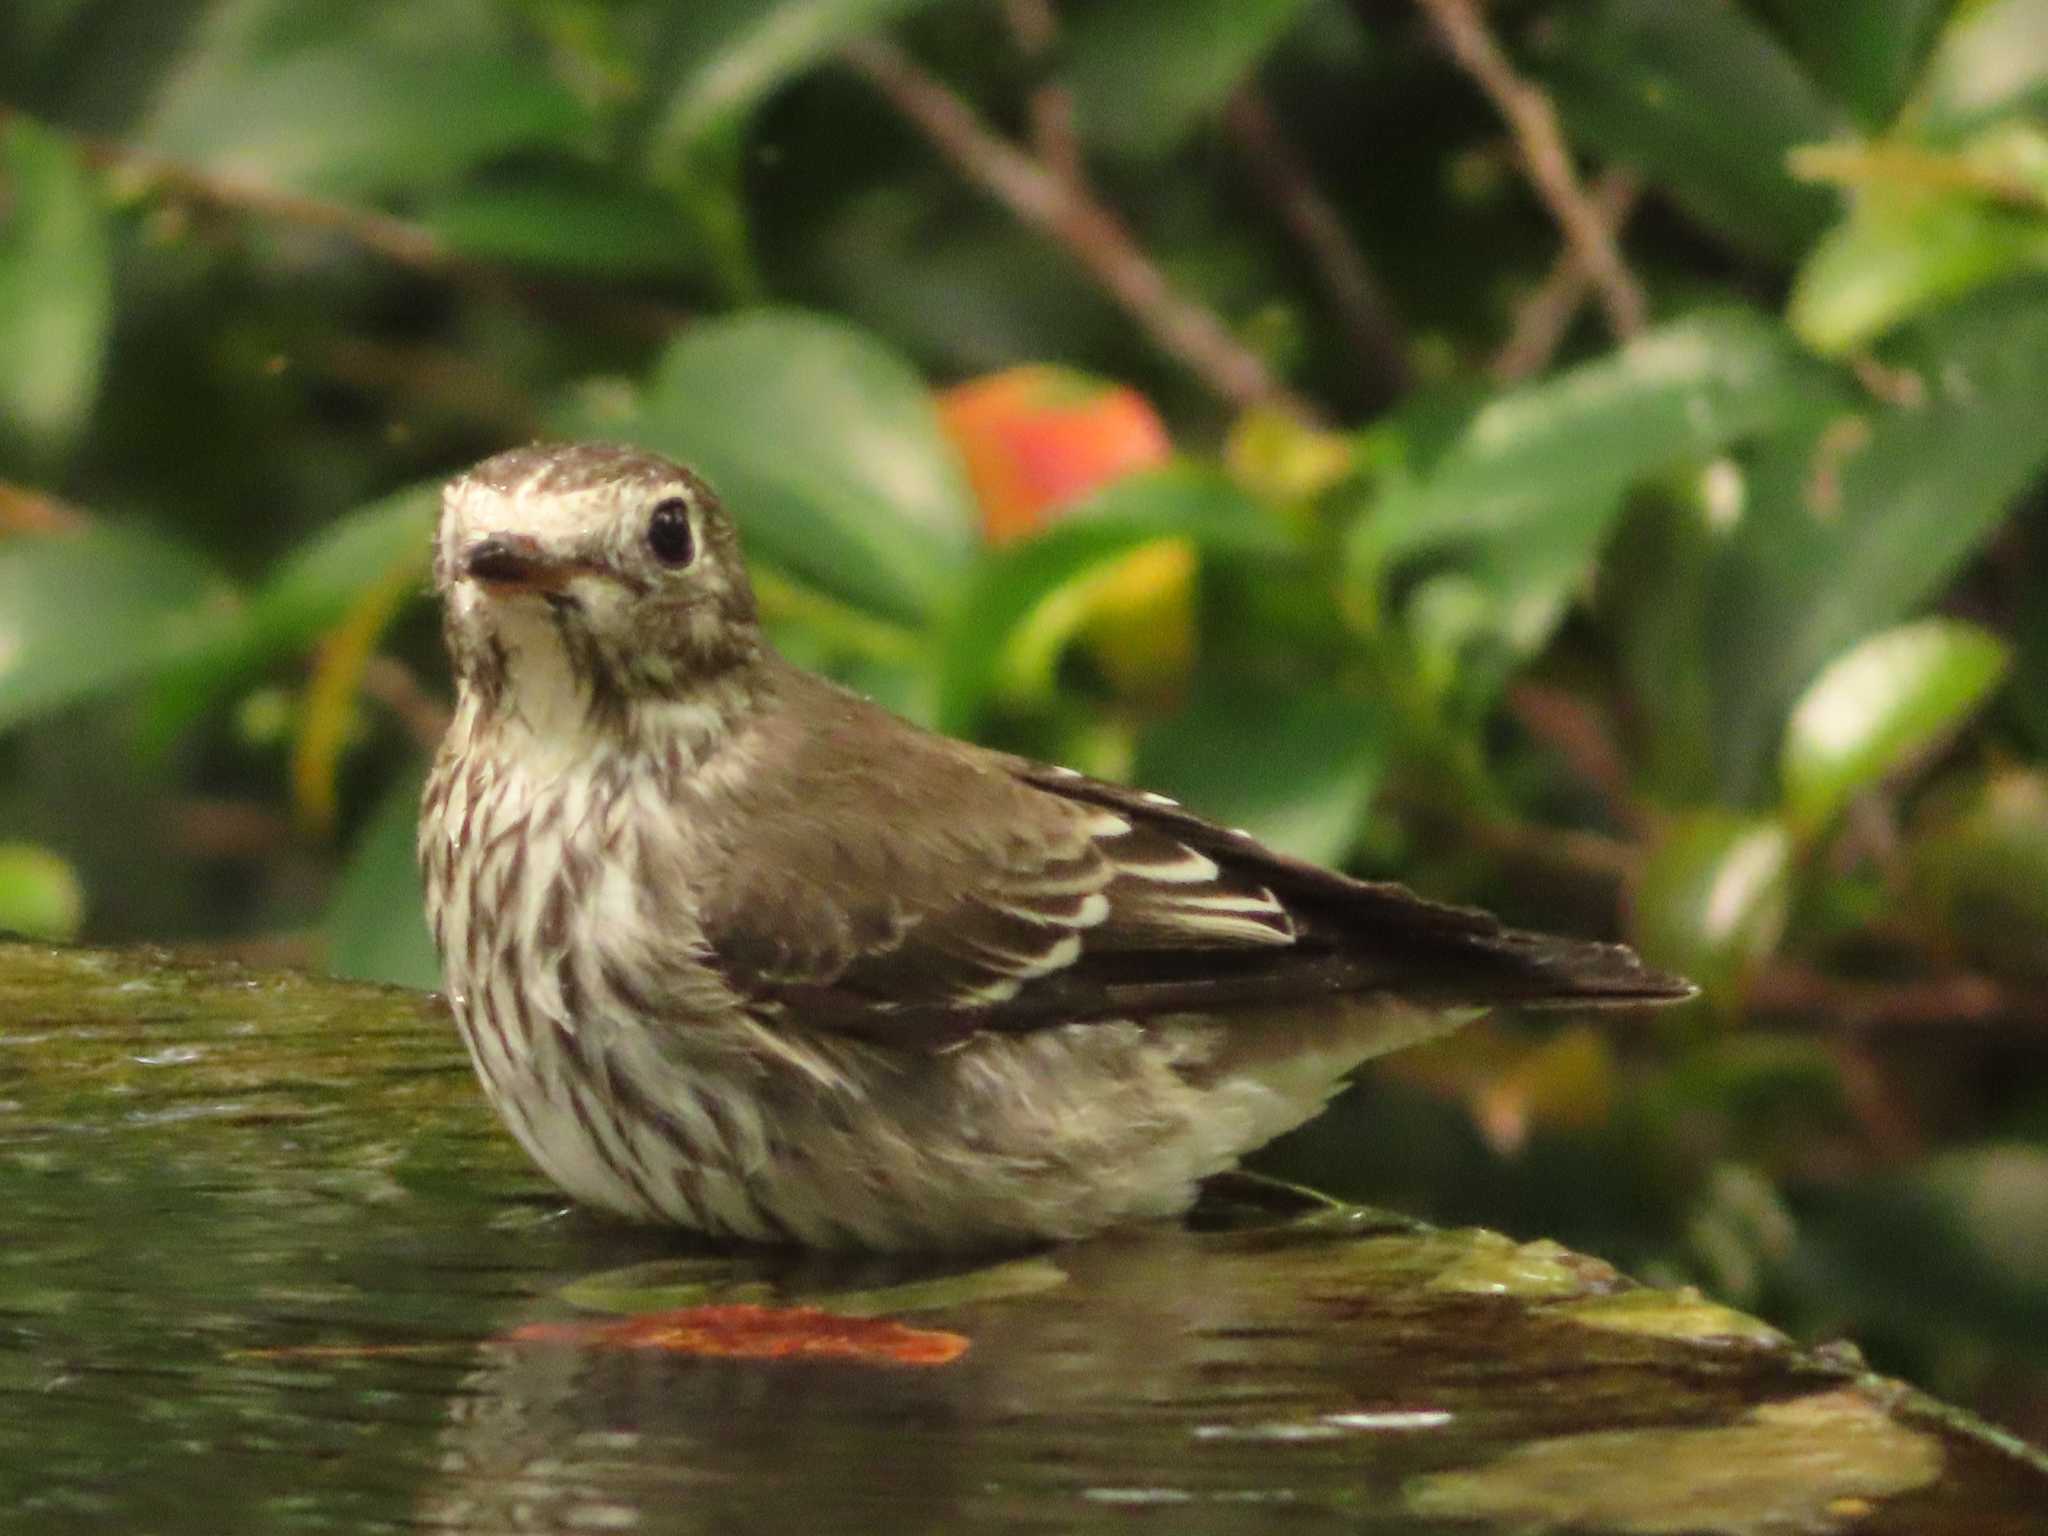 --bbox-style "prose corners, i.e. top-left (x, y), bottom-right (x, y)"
top-left (0, 529), bottom-right (241, 733)
top-left (419, 169), bottom-right (707, 281)
top-left (1066, 0), bottom-right (1315, 160)
top-left (1536, 0), bottom-right (1843, 261)
top-left (1781, 619), bottom-right (2010, 836)
top-left (625, 309), bottom-right (977, 624)
top-left (1911, 0), bottom-right (2048, 143)
top-left (239, 482), bottom-right (438, 655)
top-left (1134, 672), bottom-right (1386, 866)
top-left (1363, 308), bottom-right (1844, 560)
top-left (0, 117), bottom-right (111, 467)
top-left (645, 0), bottom-right (947, 169)
top-left (1790, 186), bottom-right (2048, 356)
top-left (132, 483), bottom-right (439, 756)
top-left (1633, 813), bottom-right (1792, 1003)
top-left (1702, 281), bottom-right (2048, 801)
top-left (935, 467), bottom-right (1292, 734)
top-left (326, 768), bottom-right (439, 990)
top-left (0, 843), bottom-right (84, 941)
top-left (1751, 0), bottom-right (1946, 129)
top-left (144, 41), bottom-right (588, 198)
